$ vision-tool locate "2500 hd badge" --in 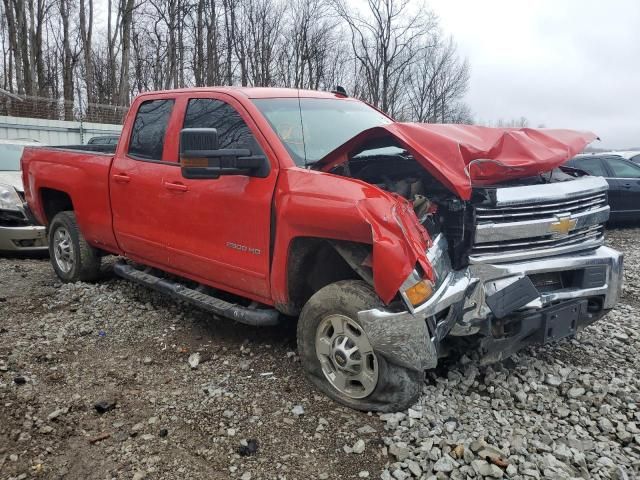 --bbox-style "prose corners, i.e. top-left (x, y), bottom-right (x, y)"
top-left (226, 241), bottom-right (262, 255)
